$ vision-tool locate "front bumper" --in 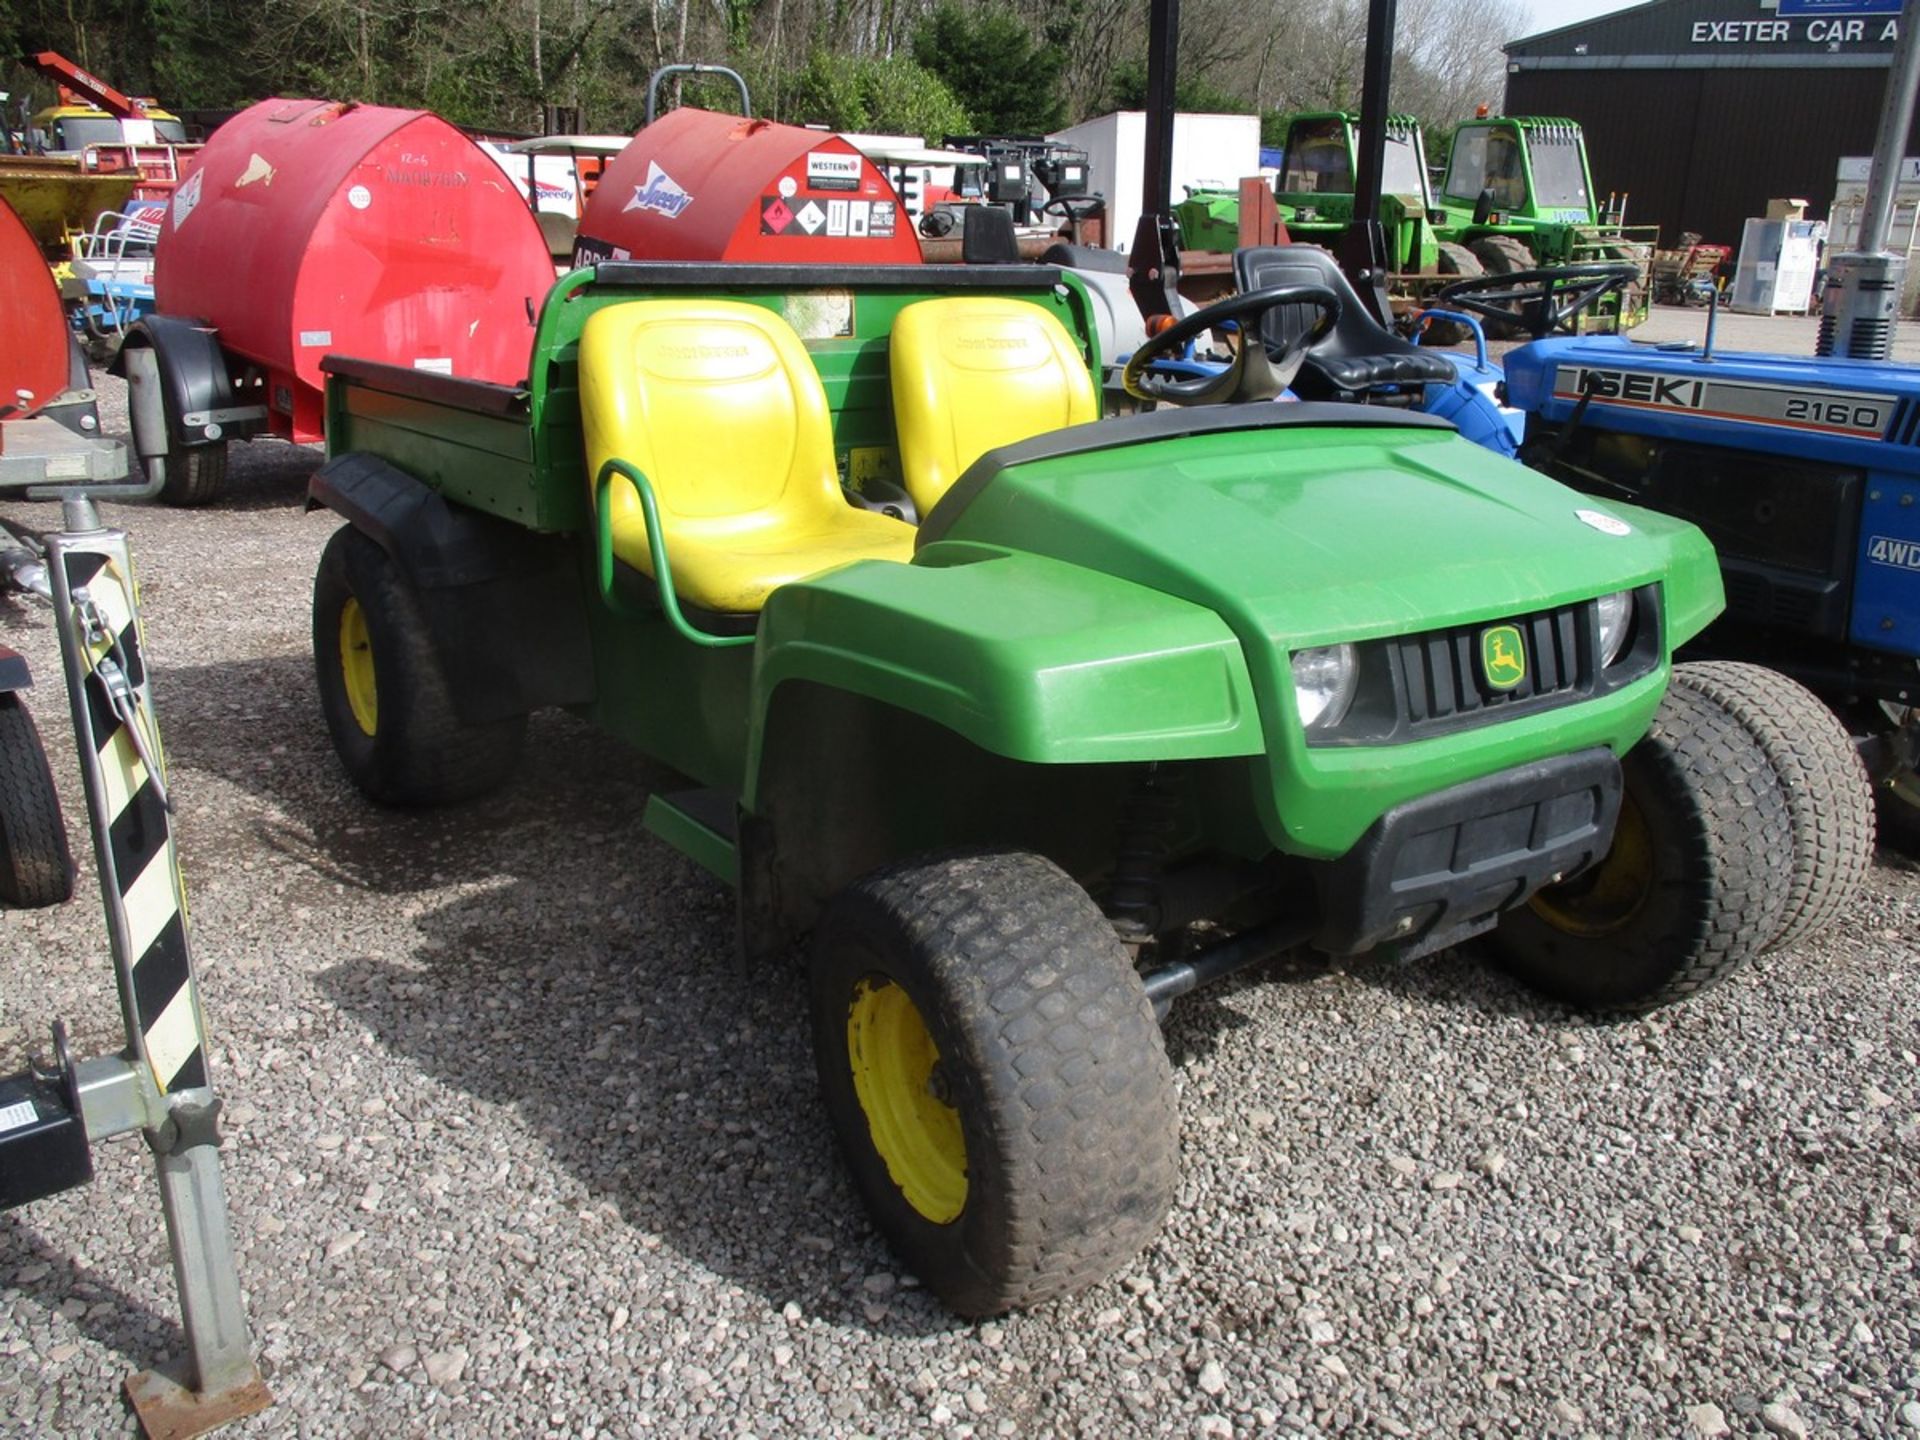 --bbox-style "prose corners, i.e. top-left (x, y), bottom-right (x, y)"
top-left (1310, 746), bottom-right (1622, 957)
